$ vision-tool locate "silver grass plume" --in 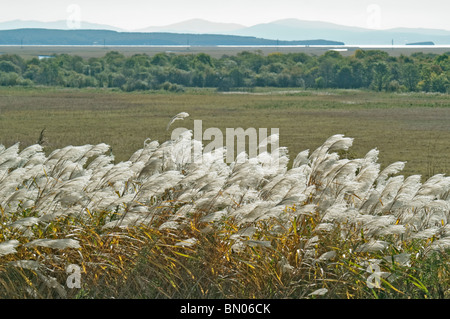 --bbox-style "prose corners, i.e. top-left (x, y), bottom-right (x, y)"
top-left (1, 129), bottom-right (450, 273)
top-left (0, 240), bottom-right (20, 256)
top-left (25, 238), bottom-right (81, 250)
top-left (166, 112), bottom-right (189, 130)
